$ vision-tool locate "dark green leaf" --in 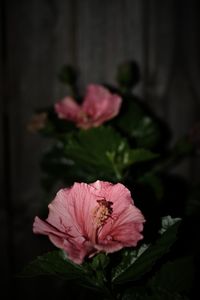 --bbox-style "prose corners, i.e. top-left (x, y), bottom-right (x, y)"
top-left (129, 149), bottom-right (158, 164)
top-left (121, 287), bottom-right (150, 300)
top-left (116, 61), bottom-right (140, 90)
top-left (64, 127), bottom-right (158, 182)
top-left (91, 253), bottom-right (110, 271)
top-left (117, 100), bottom-right (161, 149)
top-left (64, 126), bottom-right (130, 181)
top-left (138, 172), bottom-right (164, 200)
top-left (122, 287), bottom-right (189, 300)
top-left (19, 250), bottom-right (100, 291)
top-left (19, 250), bottom-right (85, 279)
top-left (148, 256), bottom-right (194, 294)
top-left (112, 221), bottom-right (181, 284)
